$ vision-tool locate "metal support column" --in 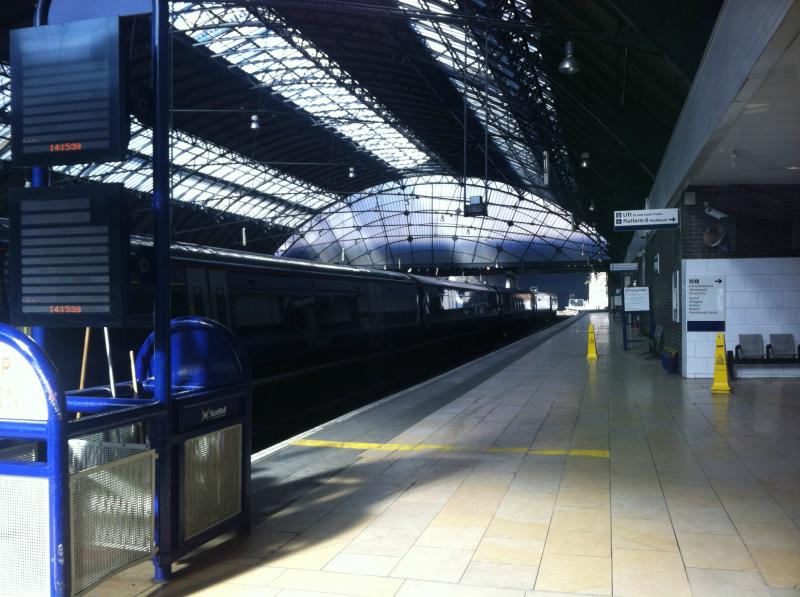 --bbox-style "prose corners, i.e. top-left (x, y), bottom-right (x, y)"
top-left (31, 0), bottom-right (51, 351)
top-left (151, 0), bottom-right (173, 581)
